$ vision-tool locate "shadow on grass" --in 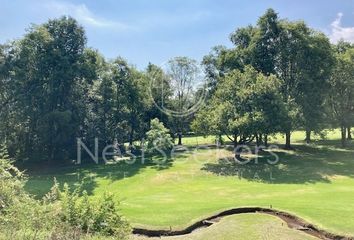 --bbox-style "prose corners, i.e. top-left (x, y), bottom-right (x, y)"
top-left (201, 140), bottom-right (354, 184)
top-left (24, 153), bottom-right (177, 198)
